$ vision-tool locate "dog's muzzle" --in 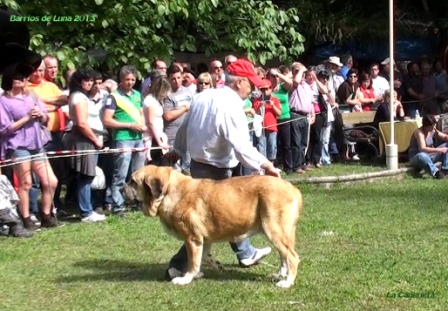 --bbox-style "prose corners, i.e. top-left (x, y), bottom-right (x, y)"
top-left (120, 183), bottom-right (142, 206)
